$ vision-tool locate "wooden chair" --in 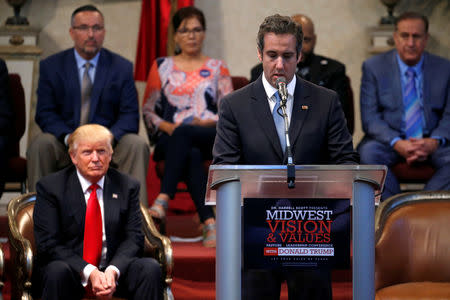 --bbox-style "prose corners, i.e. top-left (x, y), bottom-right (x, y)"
top-left (391, 162), bottom-right (435, 191)
top-left (375, 191), bottom-right (450, 299)
top-left (231, 75), bottom-right (249, 91)
top-left (7, 192), bottom-right (174, 300)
